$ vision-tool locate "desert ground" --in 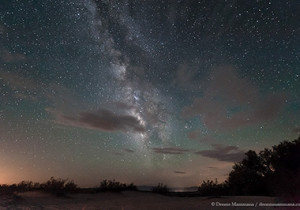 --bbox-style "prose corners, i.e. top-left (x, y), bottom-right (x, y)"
top-left (0, 191), bottom-right (281, 210)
